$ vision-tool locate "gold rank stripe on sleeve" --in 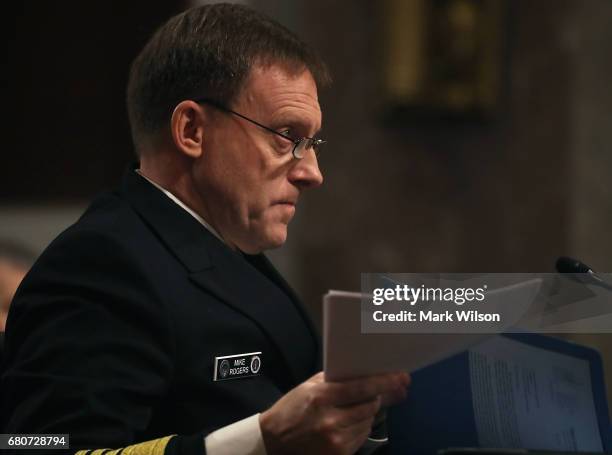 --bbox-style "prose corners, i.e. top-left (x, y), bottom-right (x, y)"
top-left (75, 435), bottom-right (175, 455)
